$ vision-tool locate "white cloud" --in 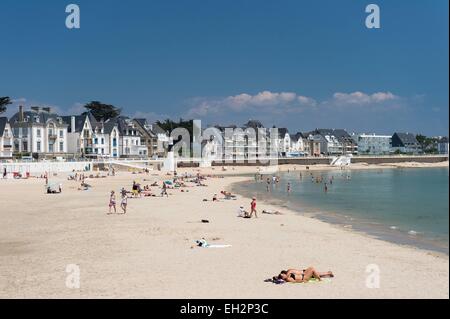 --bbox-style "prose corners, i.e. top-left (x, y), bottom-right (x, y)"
top-left (66, 102), bottom-right (86, 115)
top-left (187, 90), bottom-right (317, 117)
top-left (331, 91), bottom-right (398, 105)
